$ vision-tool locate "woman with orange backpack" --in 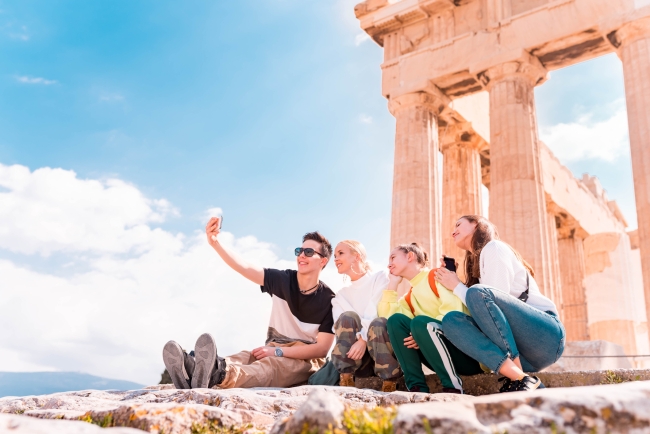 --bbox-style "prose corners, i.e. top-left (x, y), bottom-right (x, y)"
top-left (379, 243), bottom-right (483, 394)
